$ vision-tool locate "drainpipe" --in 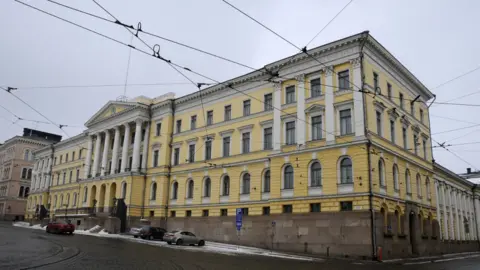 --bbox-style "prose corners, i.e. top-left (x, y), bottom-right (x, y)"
top-left (164, 100), bottom-right (176, 228)
top-left (140, 104), bottom-right (153, 220)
